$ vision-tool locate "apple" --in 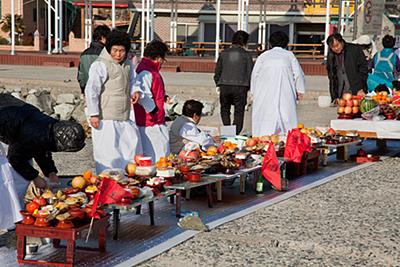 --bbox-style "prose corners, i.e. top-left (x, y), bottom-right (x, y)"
top-left (33, 196), bottom-right (46, 207)
top-left (337, 107), bottom-right (345, 114)
top-left (345, 100), bottom-right (353, 107)
top-left (344, 106), bottom-right (352, 114)
top-left (134, 154), bottom-right (143, 164)
top-left (338, 99), bottom-right (346, 107)
top-left (352, 106), bottom-right (359, 114)
top-left (245, 138), bottom-right (257, 147)
top-left (343, 93), bottom-right (353, 101)
top-left (353, 99), bottom-right (359, 107)
top-left (89, 176), bottom-right (98, 185)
